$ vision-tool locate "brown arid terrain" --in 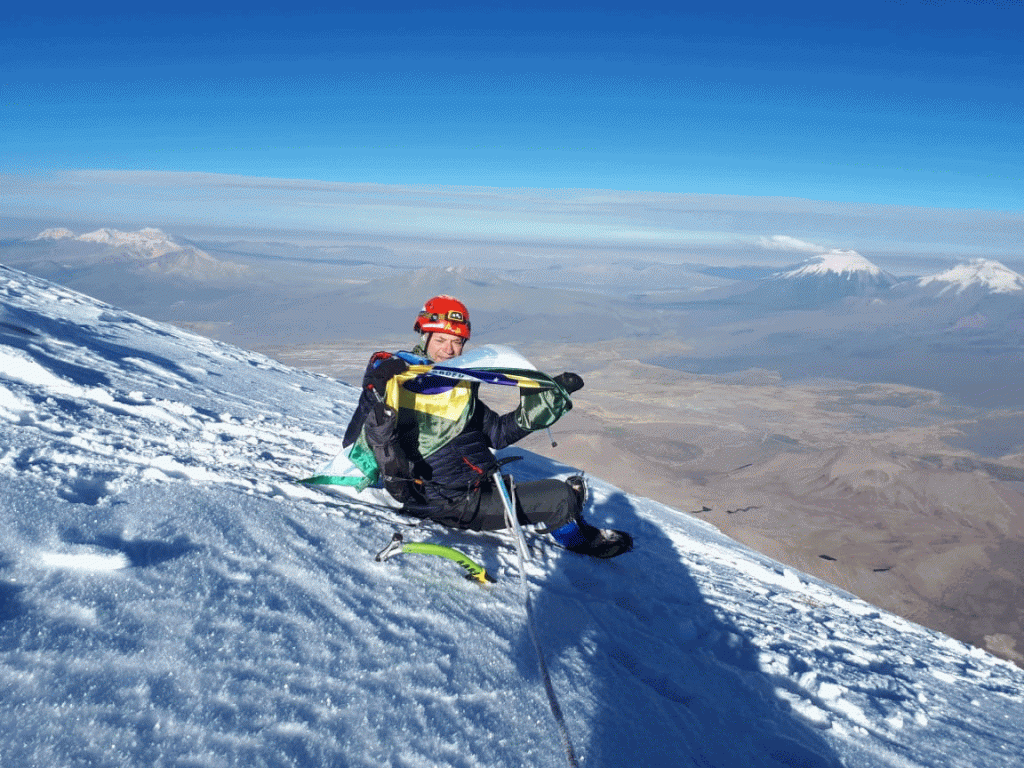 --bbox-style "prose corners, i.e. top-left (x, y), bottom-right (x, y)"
top-left (261, 338), bottom-right (1024, 668)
